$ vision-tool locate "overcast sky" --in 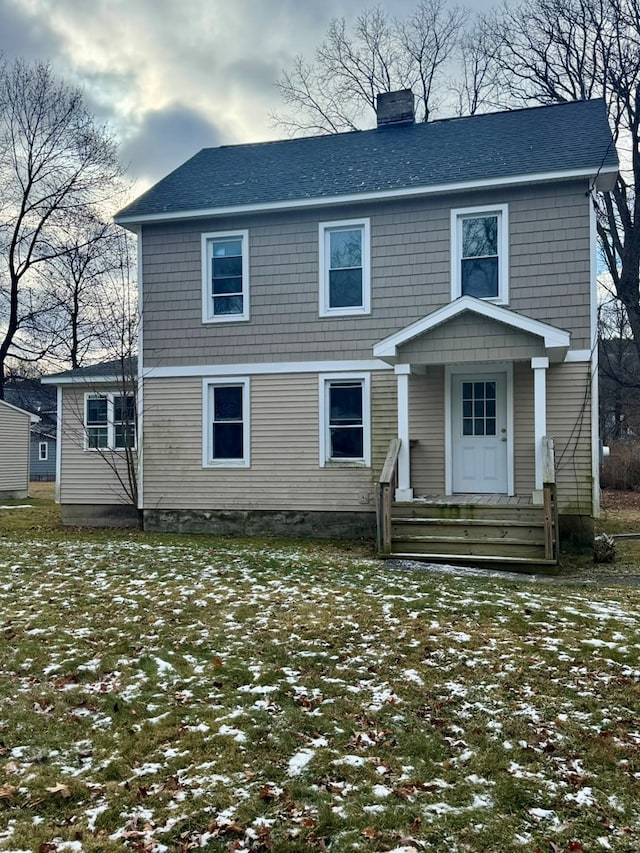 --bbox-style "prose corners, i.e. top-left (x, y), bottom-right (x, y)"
top-left (1, 0), bottom-right (497, 194)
